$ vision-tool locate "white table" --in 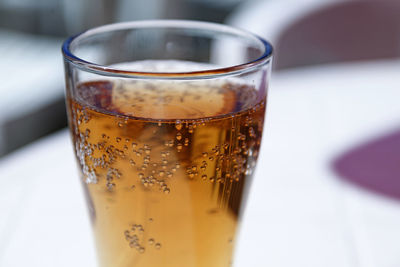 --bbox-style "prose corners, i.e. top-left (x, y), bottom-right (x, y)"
top-left (1, 59), bottom-right (400, 267)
